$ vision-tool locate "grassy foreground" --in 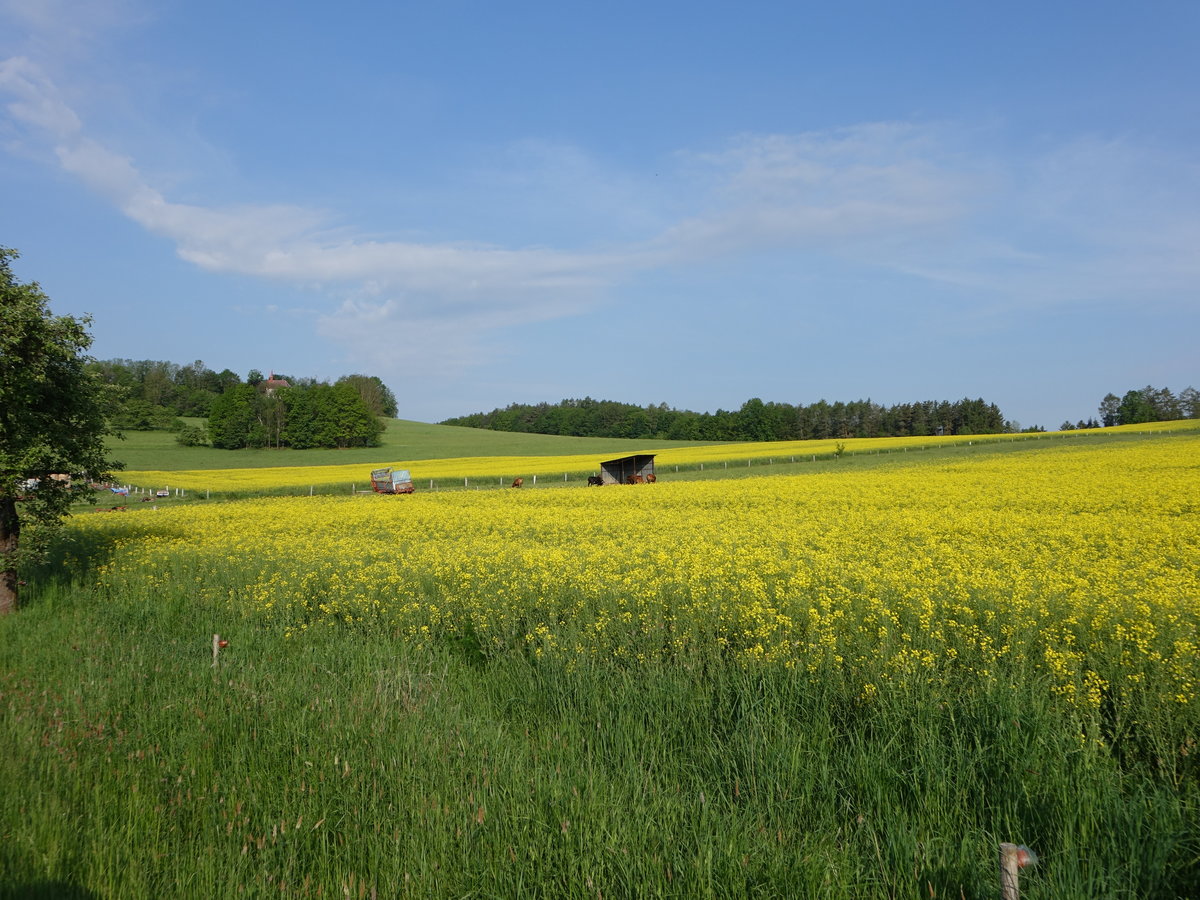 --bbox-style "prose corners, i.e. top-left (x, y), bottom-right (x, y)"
top-left (3, 430), bottom-right (1199, 898)
top-left (3, 606), bottom-right (1193, 899)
